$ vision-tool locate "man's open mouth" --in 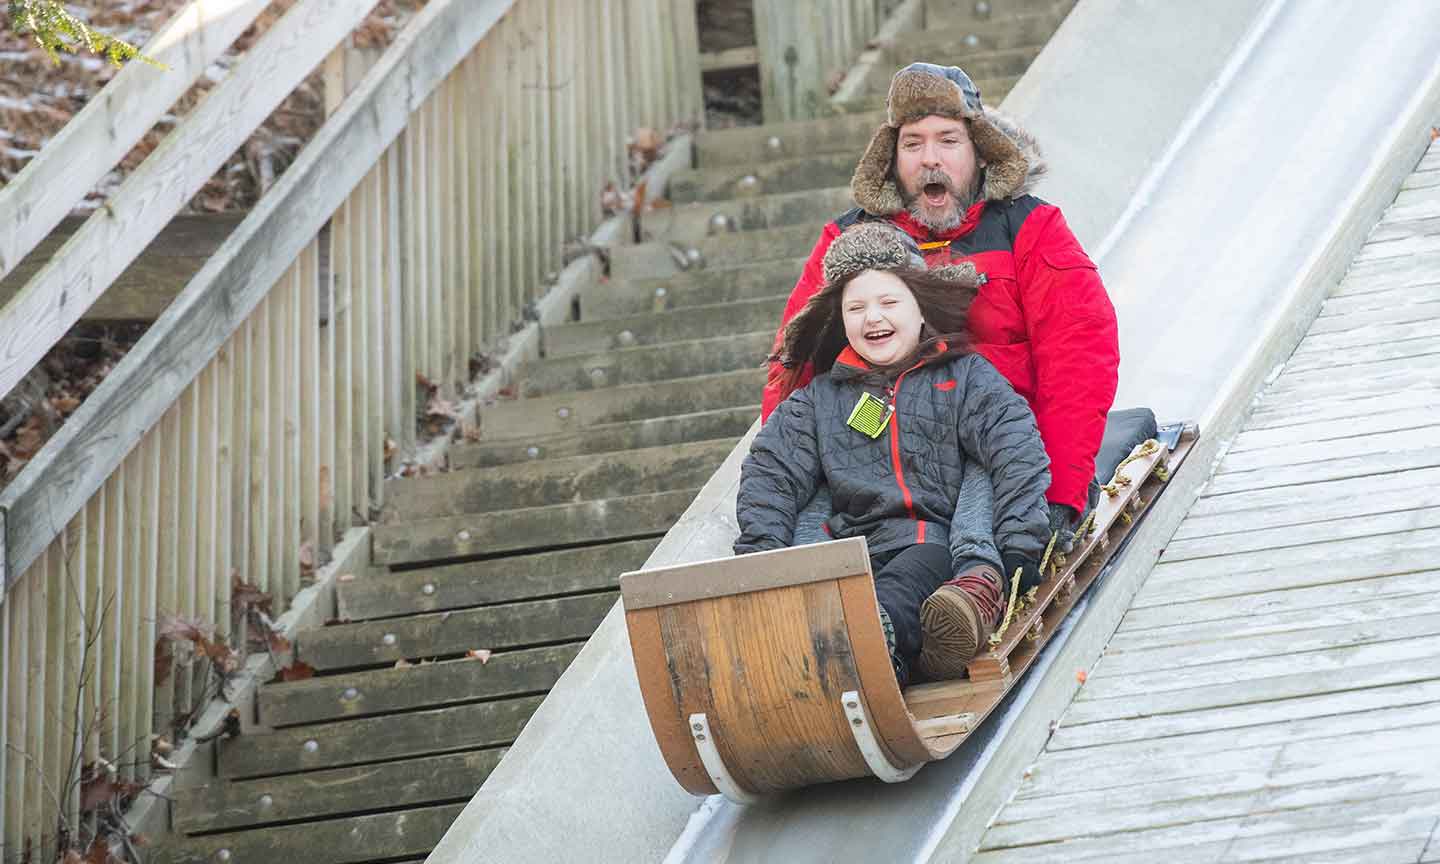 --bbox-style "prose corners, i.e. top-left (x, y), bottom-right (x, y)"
top-left (923, 182), bottom-right (952, 207)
